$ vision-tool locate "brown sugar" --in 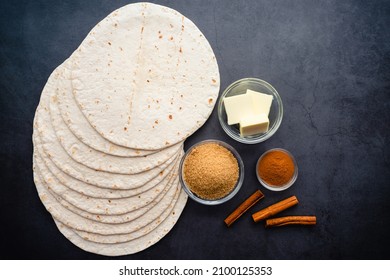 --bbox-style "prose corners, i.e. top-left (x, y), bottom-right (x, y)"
top-left (183, 143), bottom-right (239, 200)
